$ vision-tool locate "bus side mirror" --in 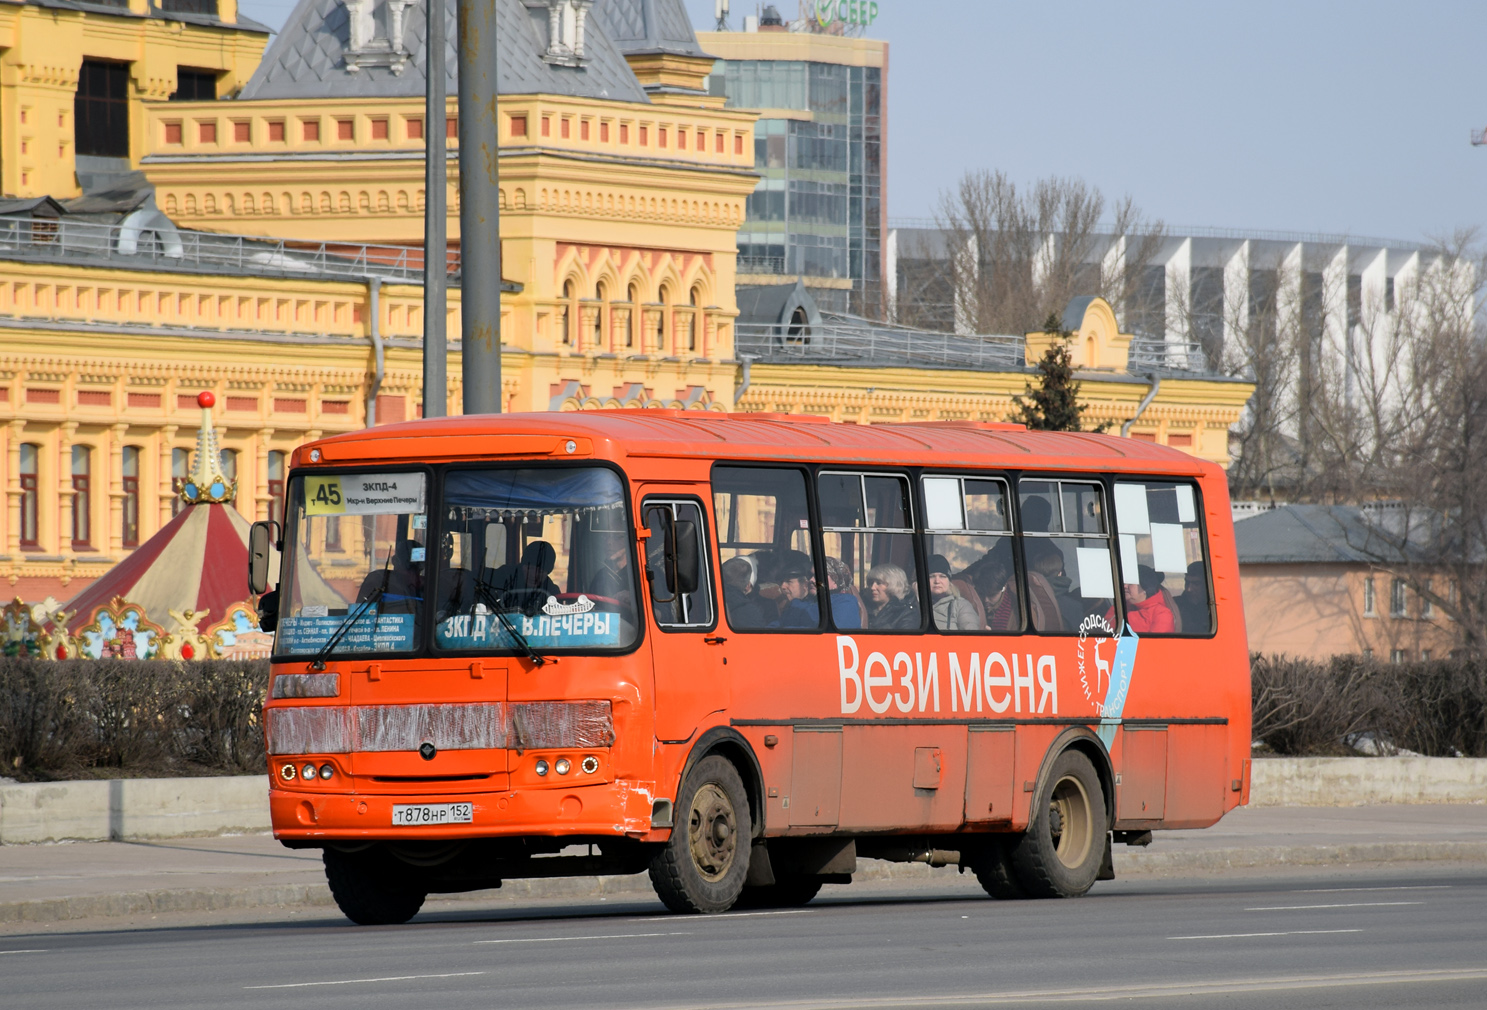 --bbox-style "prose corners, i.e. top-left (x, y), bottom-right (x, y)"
top-left (673, 519), bottom-right (700, 596)
top-left (248, 520), bottom-right (280, 596)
